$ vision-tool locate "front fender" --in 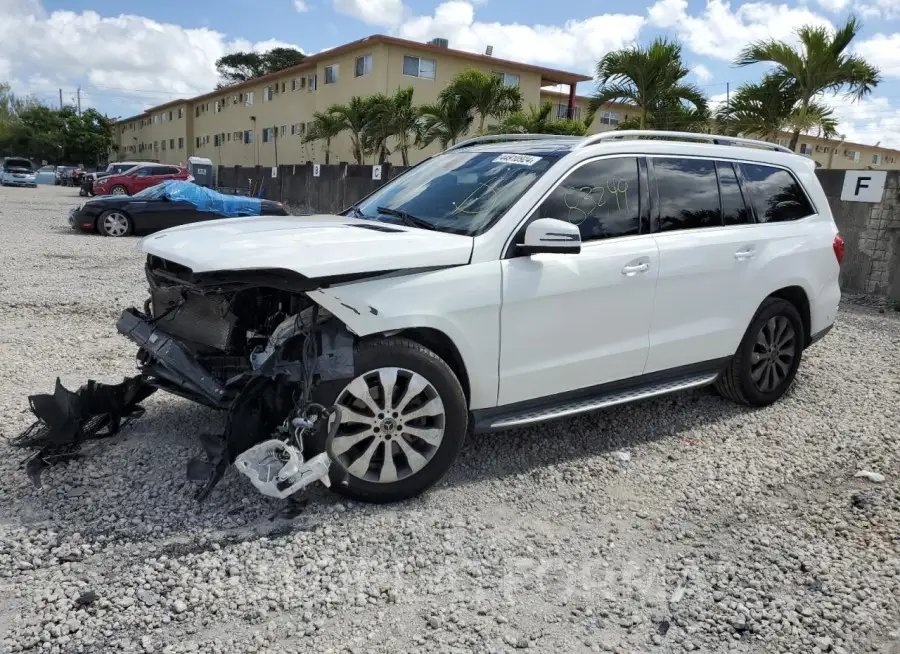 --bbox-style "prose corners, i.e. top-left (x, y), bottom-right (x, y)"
top-left (308, 263), bottom-right (502, 410)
